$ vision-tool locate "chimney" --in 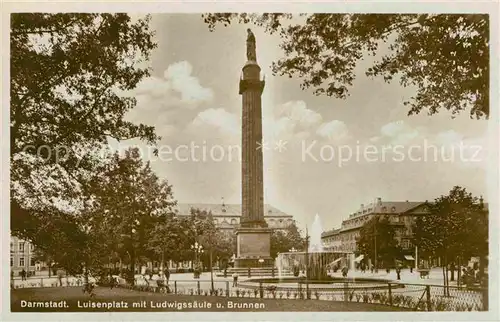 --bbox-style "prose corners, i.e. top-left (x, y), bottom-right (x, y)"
top-left (377, 197), bottom-right (382, 205)
top-left (361, 204), bottom-right (364, 209)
